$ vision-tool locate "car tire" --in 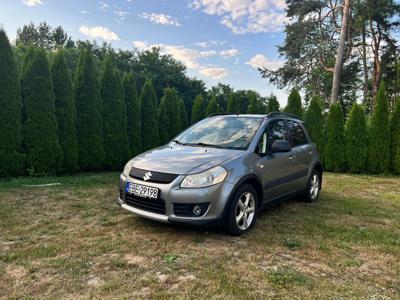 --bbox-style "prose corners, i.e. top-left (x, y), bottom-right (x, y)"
top-left (305, 169), bottom-right (321, 203)
top-left (223, 184), bottom-right (258, 236)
